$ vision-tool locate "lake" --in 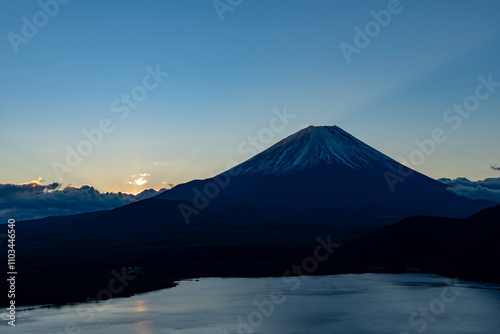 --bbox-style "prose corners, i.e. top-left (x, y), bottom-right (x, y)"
top-left (2, 274), bottom-right (500, 333)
